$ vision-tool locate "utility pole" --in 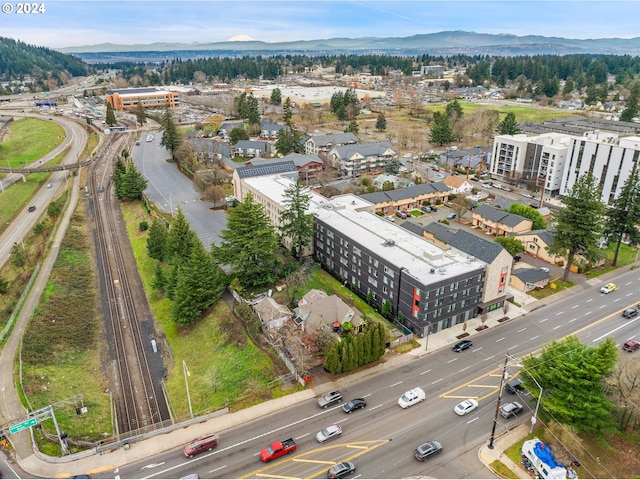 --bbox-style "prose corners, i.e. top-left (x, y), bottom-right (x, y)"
top-left (488, 354), bottom-right (509, 449)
